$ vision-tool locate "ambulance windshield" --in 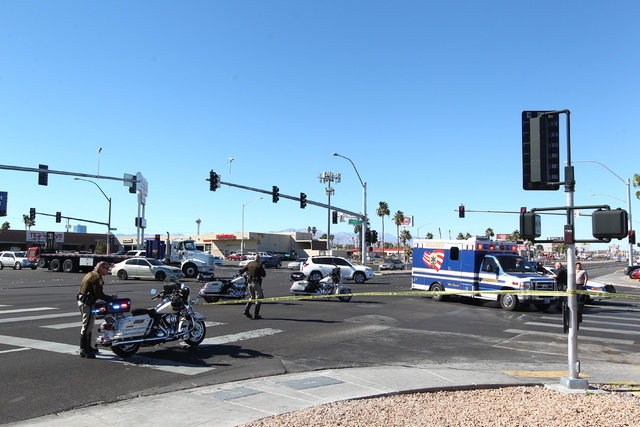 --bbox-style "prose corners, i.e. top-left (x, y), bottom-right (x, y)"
top-left (495, 256), bottom-right (537, 273)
